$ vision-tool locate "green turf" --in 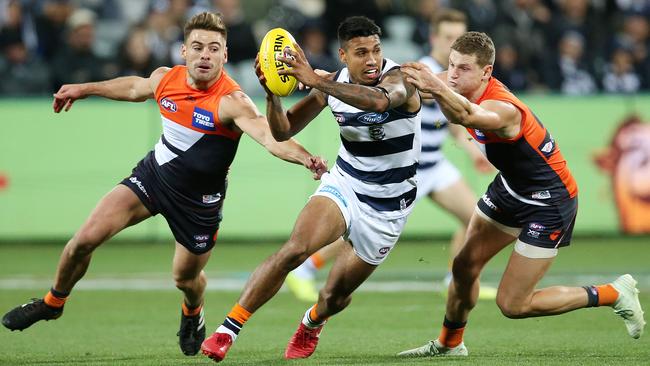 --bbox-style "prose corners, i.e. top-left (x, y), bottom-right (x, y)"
top-left (1, 238), bottom-right (649, 365)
